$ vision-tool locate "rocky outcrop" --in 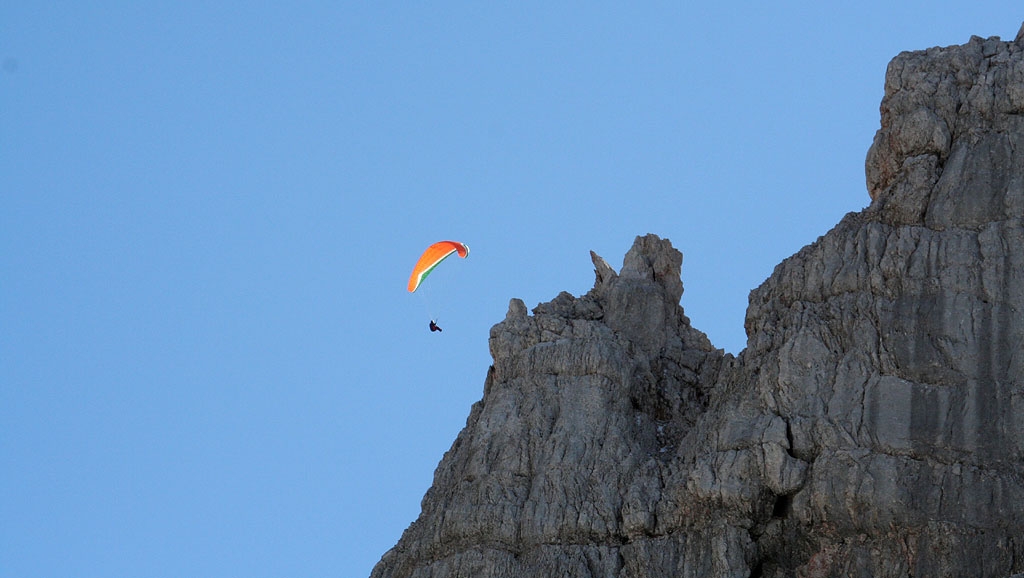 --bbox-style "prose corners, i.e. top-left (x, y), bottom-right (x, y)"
top-left (373, 235), bottom-right (735, 577)
top-left (372, 25), bottom-right (1024, 578)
